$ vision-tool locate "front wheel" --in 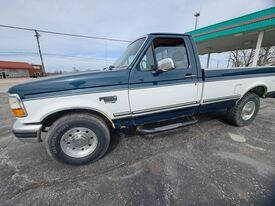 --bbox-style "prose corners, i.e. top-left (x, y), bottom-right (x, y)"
top-left (227, 92), bottom-right (260, 127)
top-left (45, 113), bottom-right (110, 165)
